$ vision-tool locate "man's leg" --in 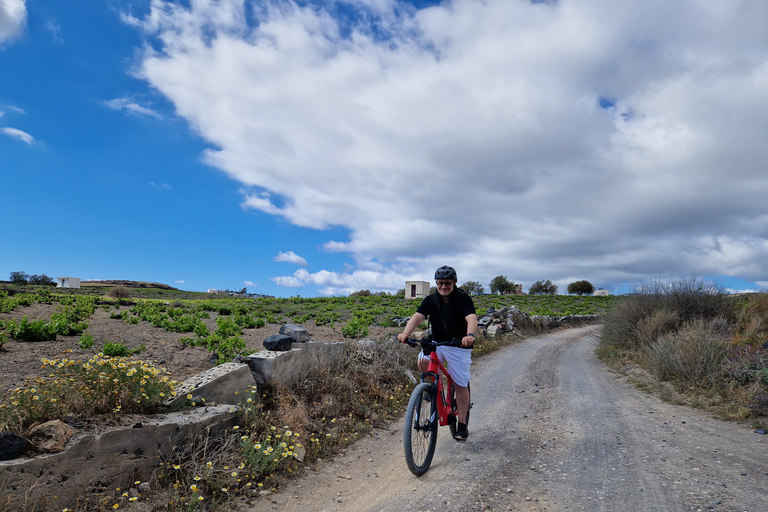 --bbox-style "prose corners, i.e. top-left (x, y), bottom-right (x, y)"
top-left (418, 355), bottom-right (430, 374)
top-left (455, 384), bottom-right (470, 424)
